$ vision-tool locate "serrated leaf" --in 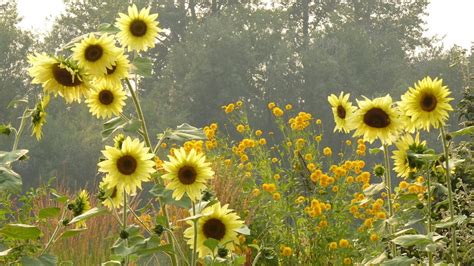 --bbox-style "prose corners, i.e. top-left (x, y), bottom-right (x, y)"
top-left (149, 184), bottom-right (192, 209)
top-left (0, 149), bottom-right (29, 165)
top-left (21, 254), bottom-right (57, 266)
top-left (39, 207), bottom-right (60, 219)
top-left (59, 228), bottom-right (87, 239)
top-left (392, 234), bottom-right (431, 247)
top-left (434, 215), bottom-right (467, 229)
top-left (97, 23), bottom-right (119, 33)
top-left (158, 123), bottom-right (207, 142)
top-left (235, 225), bottom-right (250, 235)
top-left (132, 57), bottom-right (153, 77)
top-left (381, 256), bottom-right (416, 265)
top-left (450, 126), bottom-right (474, 137)
top-left (0, 166), bottom-right (22, 194)
top-left (0, 224), bottom-right (41, 240)
top-left (363, 182), bottom-right (385, 196)
top-left (68, 207), bottom-right (107, 225)
top-left (102, 117), bottom-right (140, 141)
